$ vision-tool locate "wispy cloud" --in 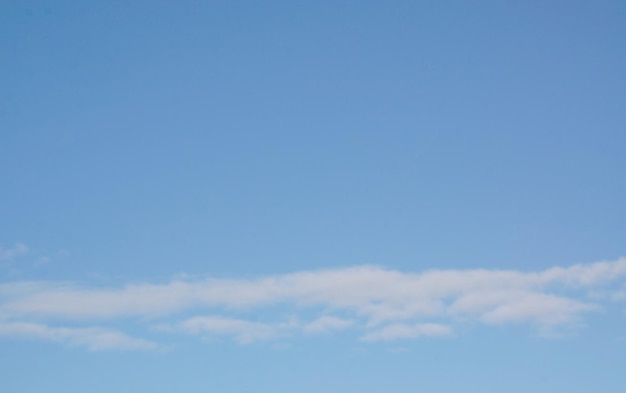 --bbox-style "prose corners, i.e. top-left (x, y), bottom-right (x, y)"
top-left (0, 321), bottom-right (158, 351)
top-left (0, 243), bottom-right (28, 261)
top-left (361, 323), bottom-right (453, 342)
top-left (612, 285), bottom-right (626, 301)
top-left (303, 316), bottom-right (354, 335)
top-left (0, 258), bottom-right (625, 348)
top-left (167, 315), bottom-right (354, 344)
top-left (173, 316), bottom-right (292, 344)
